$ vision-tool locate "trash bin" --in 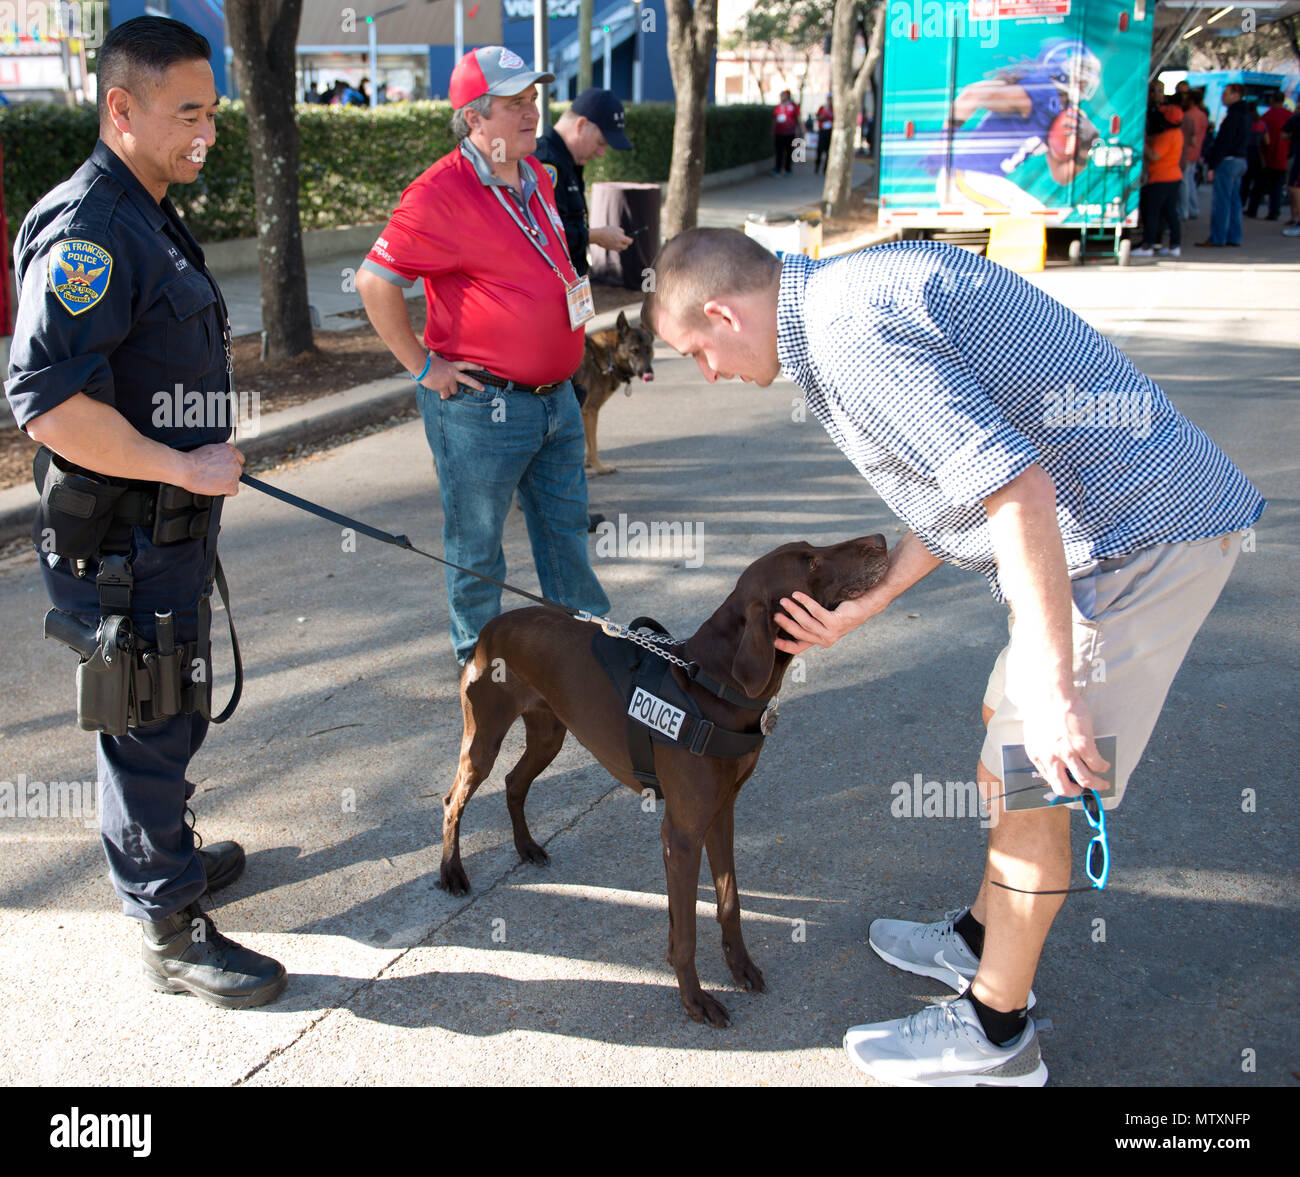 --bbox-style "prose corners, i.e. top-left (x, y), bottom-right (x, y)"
top-left (588, 180), bottom-right (660, 291)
